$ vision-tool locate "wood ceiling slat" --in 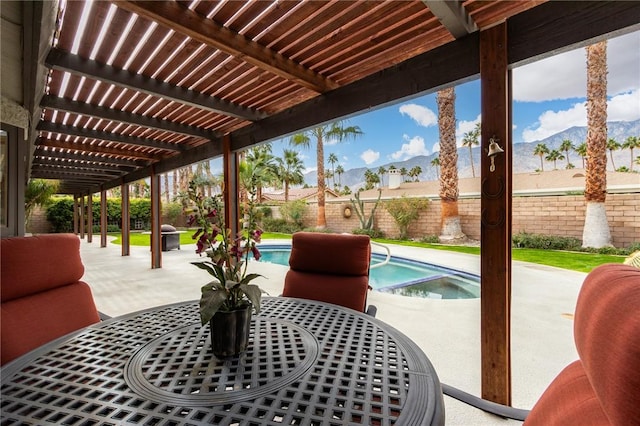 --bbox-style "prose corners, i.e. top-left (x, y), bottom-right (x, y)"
top-left (76, 1), bottom-right (107, 59)
top-left (242, 1), bottom-right (302, 42)
top-left (33, 148), bottom-right (145, 167)
top-left (55, 1), bottom-right (83, 49)
top-left (224, 1), bottom-right (274, 35)
top-left (92, 7), bottom-right (132, 65)
top-left (37, 137), bottom-right (161, 161)
top-left (115, 0), bottom-right (339, 93)
top-left (257, 1), bottom-right (332, 50)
